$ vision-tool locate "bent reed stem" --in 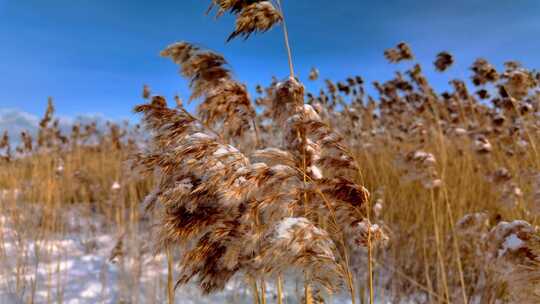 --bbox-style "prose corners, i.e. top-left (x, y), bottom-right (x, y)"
top-left (275, 0), bottom-right (295, 78)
